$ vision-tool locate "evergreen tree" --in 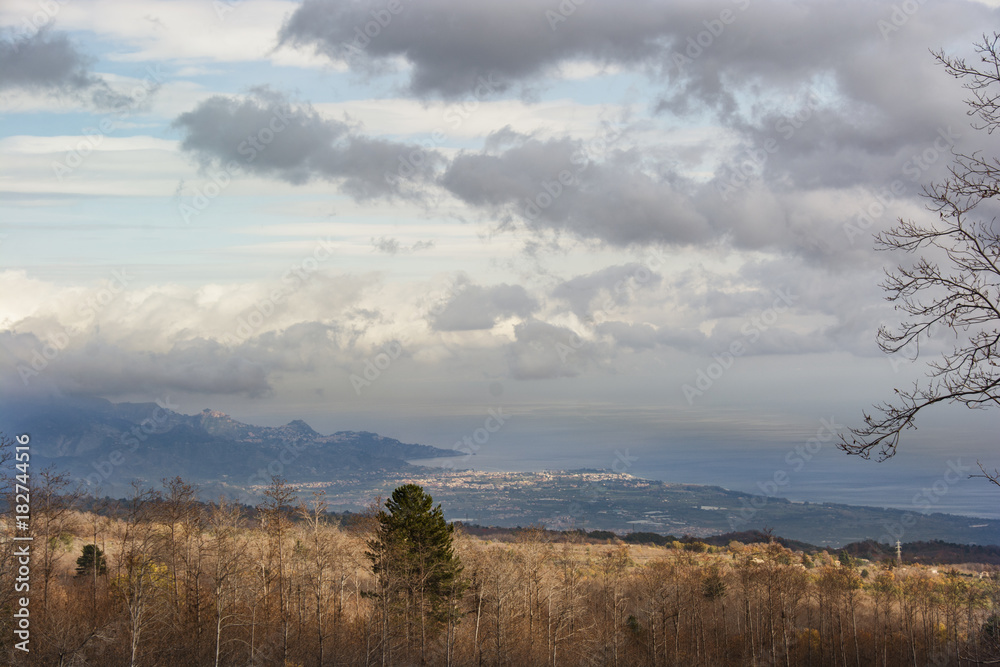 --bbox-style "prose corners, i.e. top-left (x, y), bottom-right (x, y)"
top-left (75, 543), bottom-right (107, 577)
top-left (367, 484), bottom-right (464, 661)
top-left (702, 566), bottom-right (727, 601)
